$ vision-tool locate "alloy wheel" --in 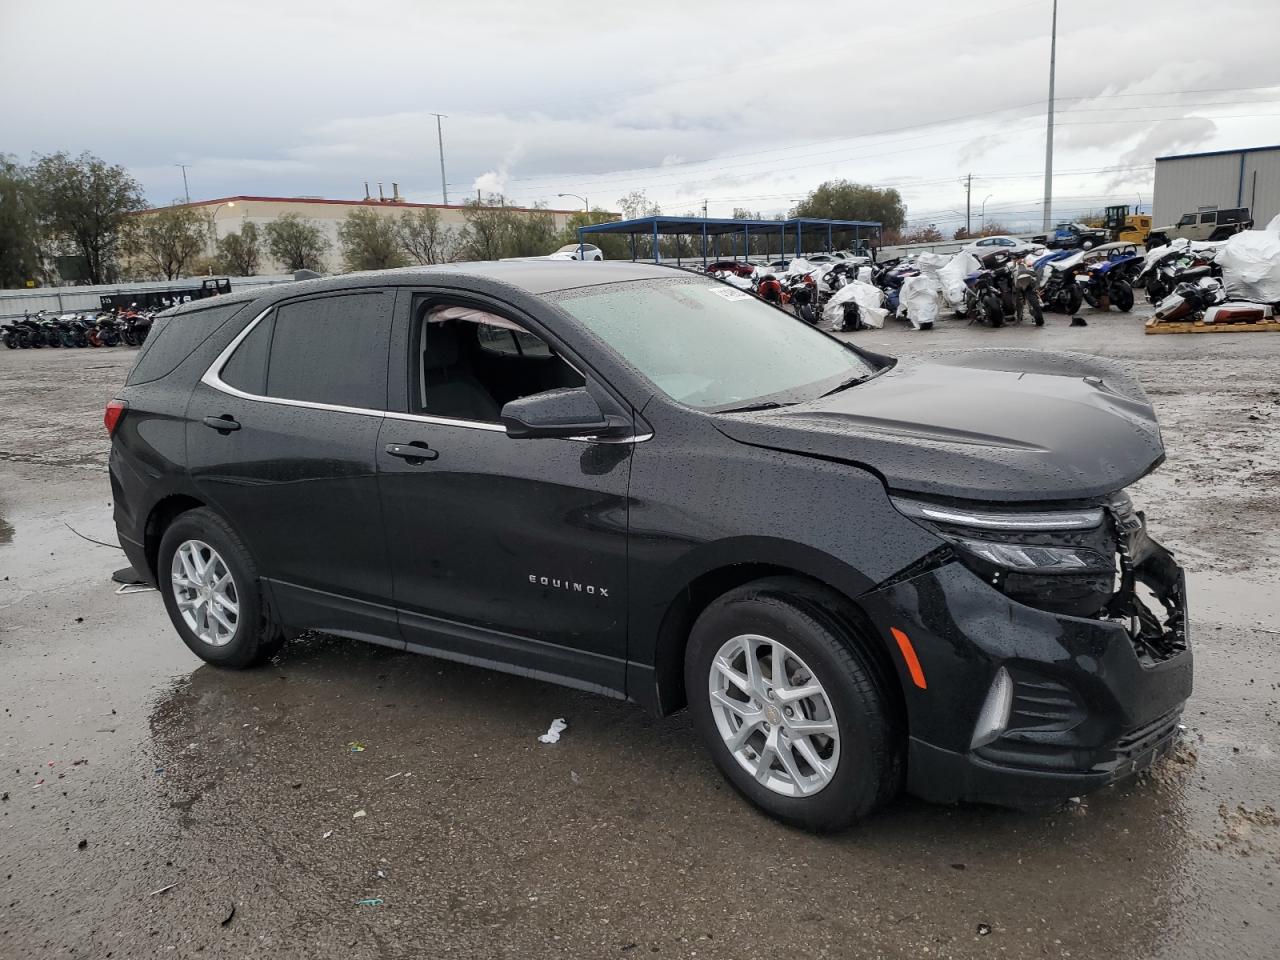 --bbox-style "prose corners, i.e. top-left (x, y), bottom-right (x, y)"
top-left (171, 539), bottom-right (239, 646)
top-left (708, 633), bottom-right (840, 796)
